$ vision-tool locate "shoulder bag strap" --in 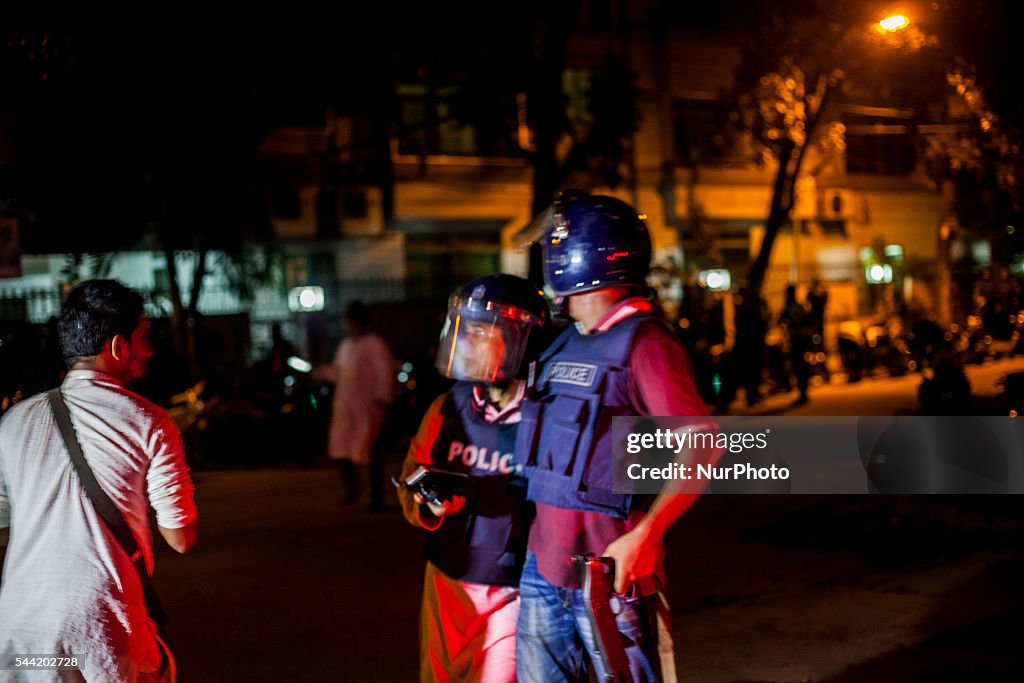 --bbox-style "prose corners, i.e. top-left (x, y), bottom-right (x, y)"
top-left (46, 388), bottom-right (169, 625)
